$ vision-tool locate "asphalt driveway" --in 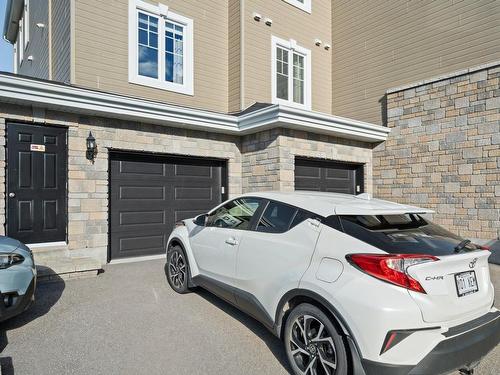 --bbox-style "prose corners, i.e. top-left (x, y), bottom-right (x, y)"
top-left (0, 260), bottom-right (499, 375)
